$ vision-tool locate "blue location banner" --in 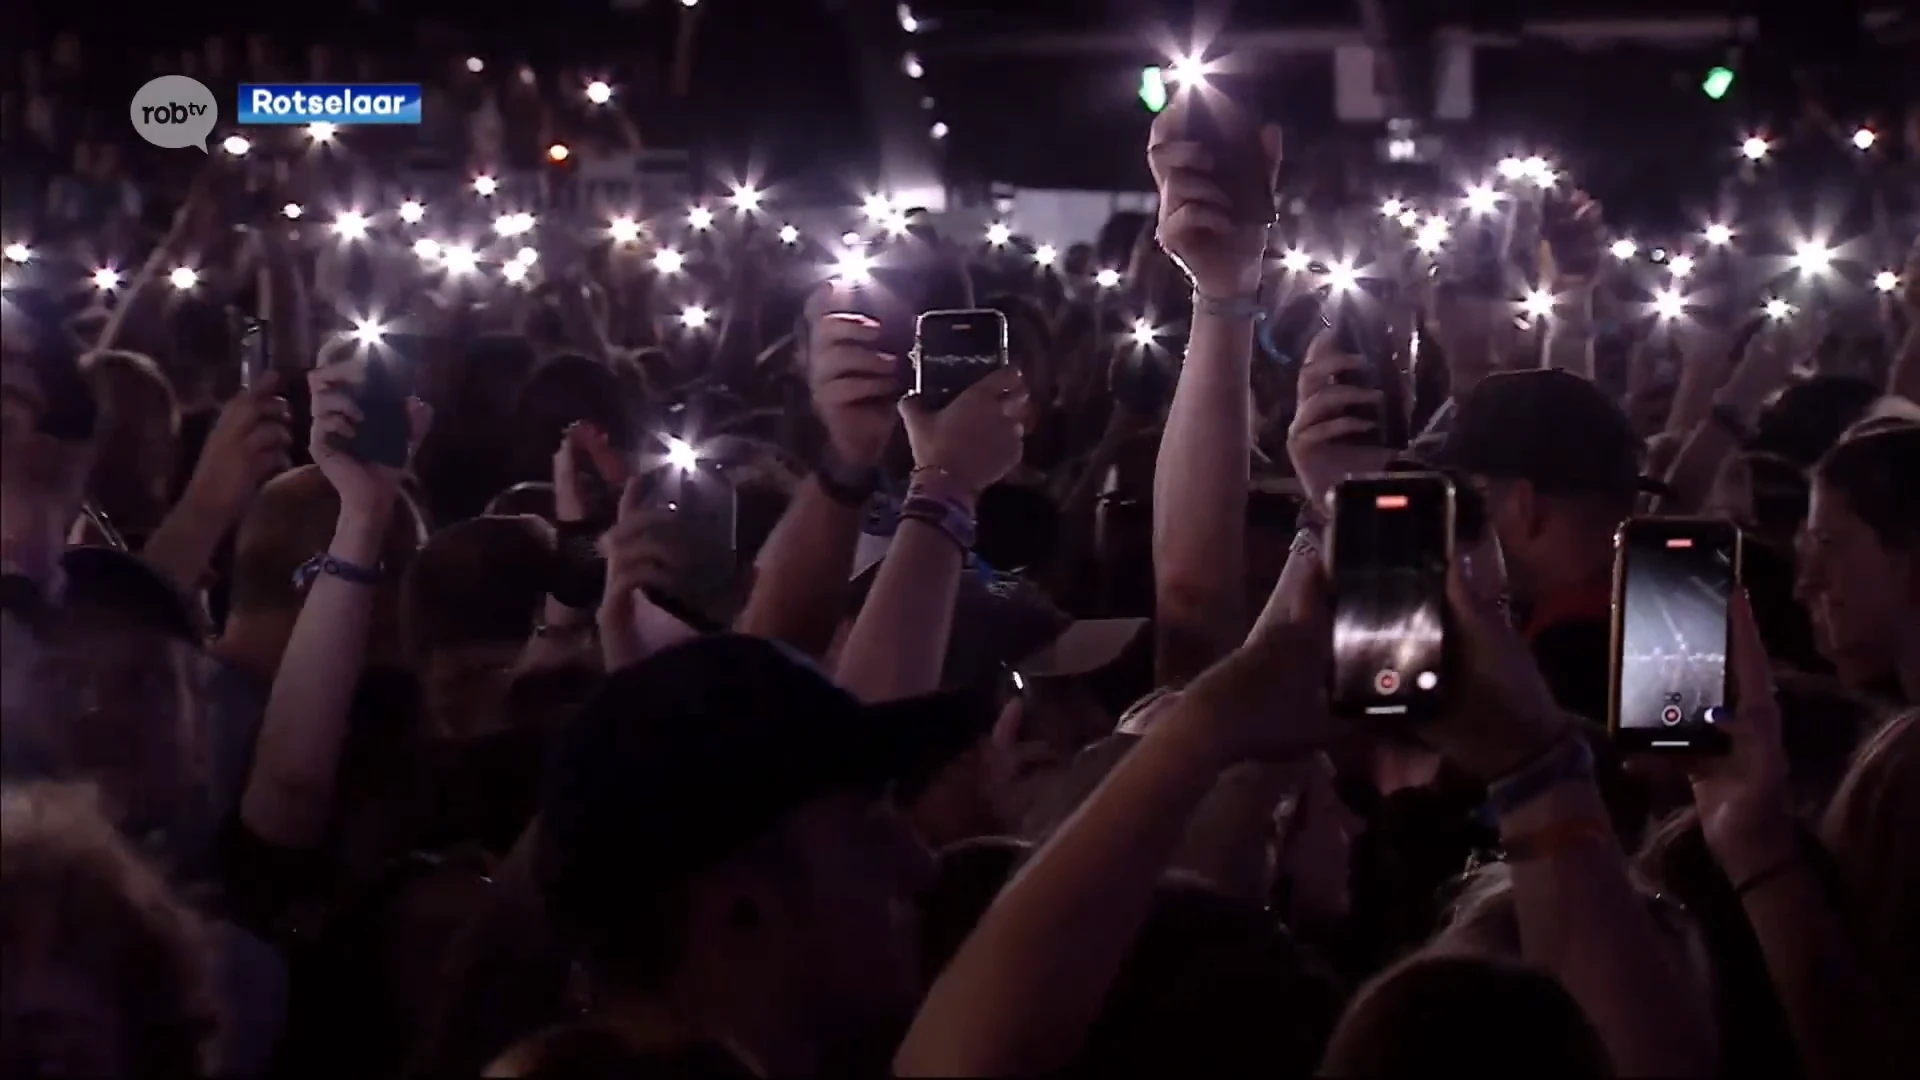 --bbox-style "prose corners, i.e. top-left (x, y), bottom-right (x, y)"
top-left (236, 84), bottom-right (422, 125)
